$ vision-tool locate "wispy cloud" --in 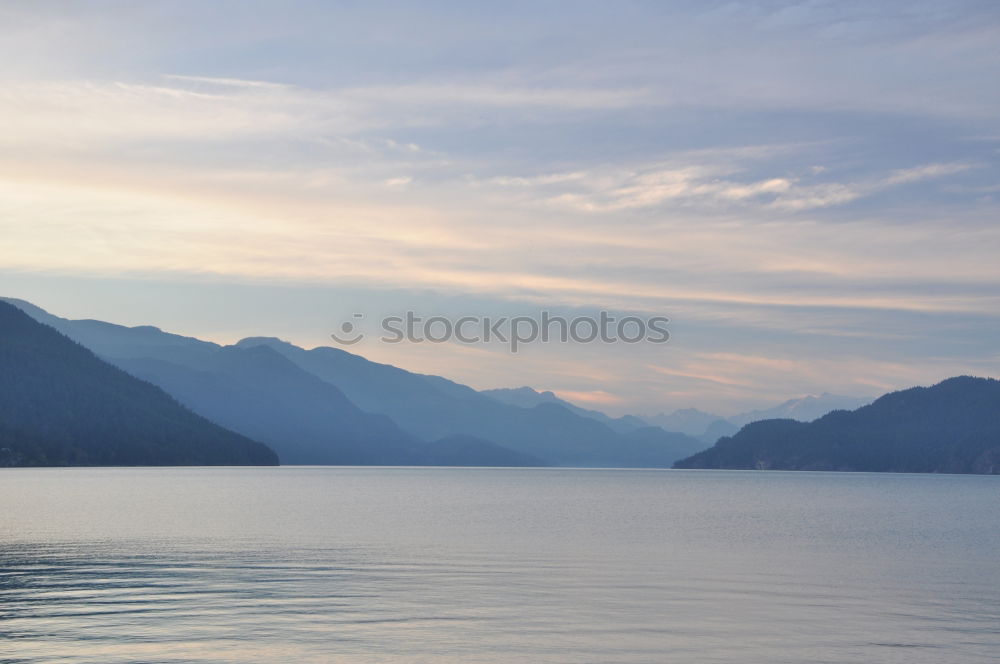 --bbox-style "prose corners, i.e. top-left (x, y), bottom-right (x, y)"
top-left (162, 74), bottom-right (291, 90)
top-left (477, 159), bottom-right (979, 213)
top-left (1, 1), bottom-right (998, 411)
